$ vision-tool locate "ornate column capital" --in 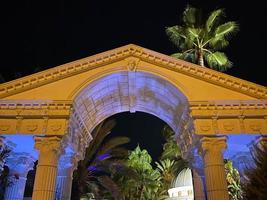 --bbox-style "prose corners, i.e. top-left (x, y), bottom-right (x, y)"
top-left (6, 152), bottom-right (35, 177)
top-left (34, 136), bottom-right (62, 153)
top-left (200, 136), bottom-right (227, 153)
